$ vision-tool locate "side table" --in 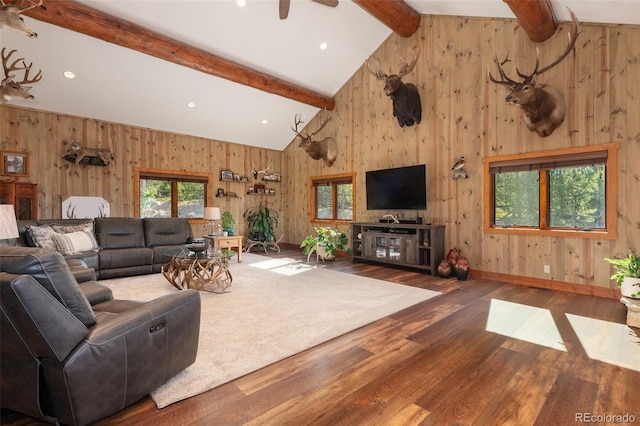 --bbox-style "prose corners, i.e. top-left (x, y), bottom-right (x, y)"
top-left (204, 235), bottom-right (243, 262)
